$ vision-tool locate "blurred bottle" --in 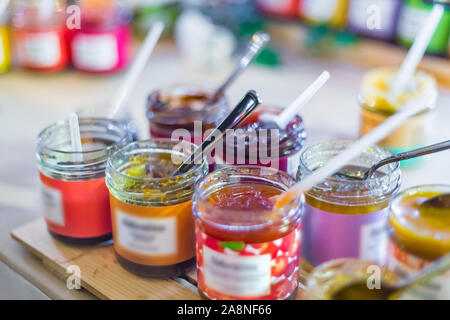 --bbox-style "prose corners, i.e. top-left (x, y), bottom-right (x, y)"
top-left (299, 0), bottom-right (349, 28)
top-left (68, 0), bottom-right (133, 73)
top-left (256, 0), bottom-right (300, 19)
top-left (346, 0), bottom-right (402, 40)
top-left (396, 0), bottom-right (450, 56)
top-left (12, 0), bottom-right (69, 72)
top-left (0, 0), bottom-right (11, 73)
